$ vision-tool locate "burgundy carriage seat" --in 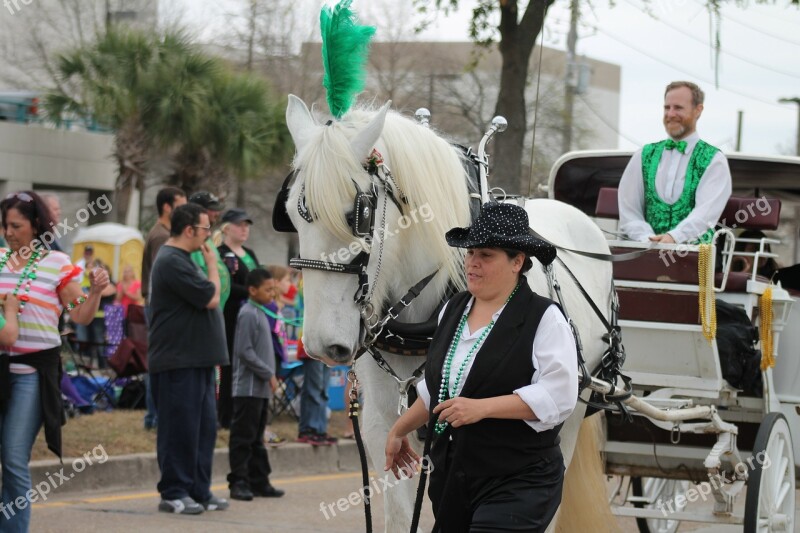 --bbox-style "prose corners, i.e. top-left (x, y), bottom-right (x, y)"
top-left (594, 187), bottom-right (782, 229)
top-left (594, 187), bottom-right (784, 308)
